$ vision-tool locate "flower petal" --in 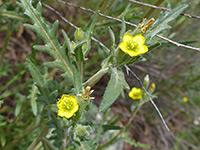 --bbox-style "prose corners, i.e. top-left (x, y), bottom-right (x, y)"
top-left (122, 33), bottom-right (133, 44)
top-left (135, 45), bottom-right (148, 55)
top-left (119, 42), bottom-right (128, 52)
top-left (124, 50), bottom-right (140, 57)
top-left (132, 34), bottom-right (146, 46)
